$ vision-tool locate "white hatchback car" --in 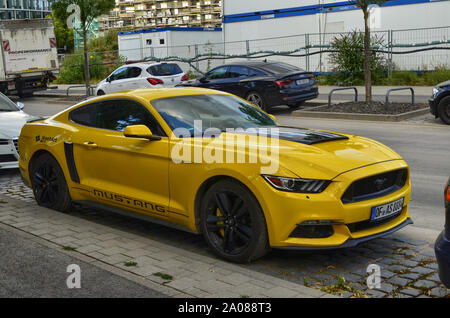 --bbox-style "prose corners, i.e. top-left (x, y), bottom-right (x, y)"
top-left (95, 62), bottom-right (188, 96)
top-left (0, 93), bottom-right (36, 170)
